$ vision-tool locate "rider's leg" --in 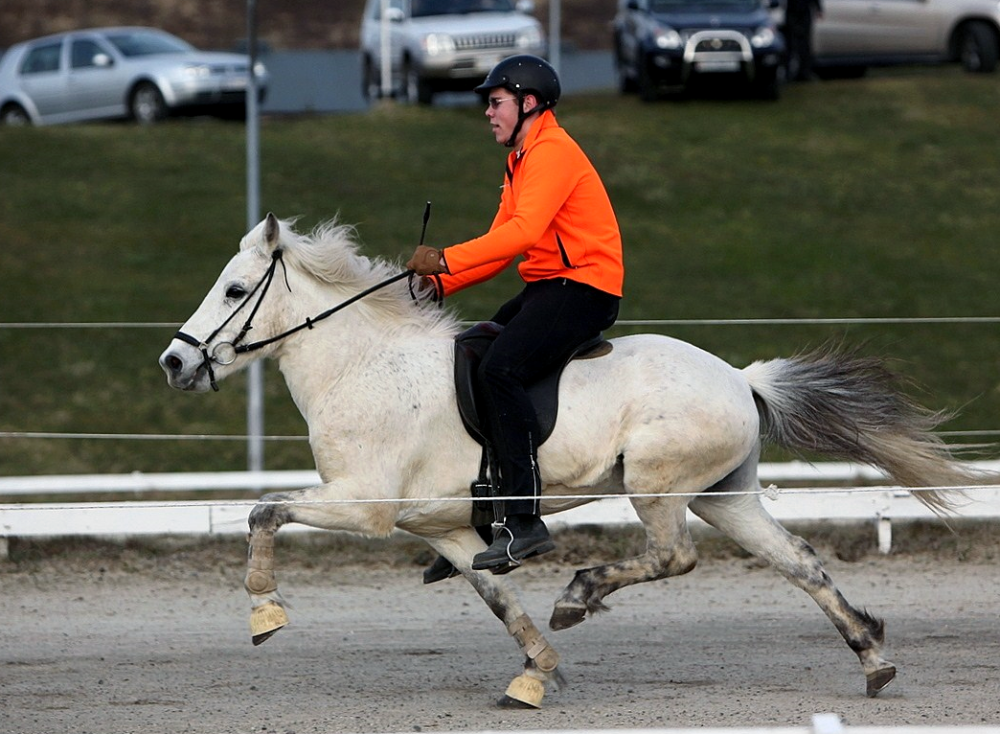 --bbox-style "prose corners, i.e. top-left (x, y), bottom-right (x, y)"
top-left (471, 279), bottom-right (620, 572)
